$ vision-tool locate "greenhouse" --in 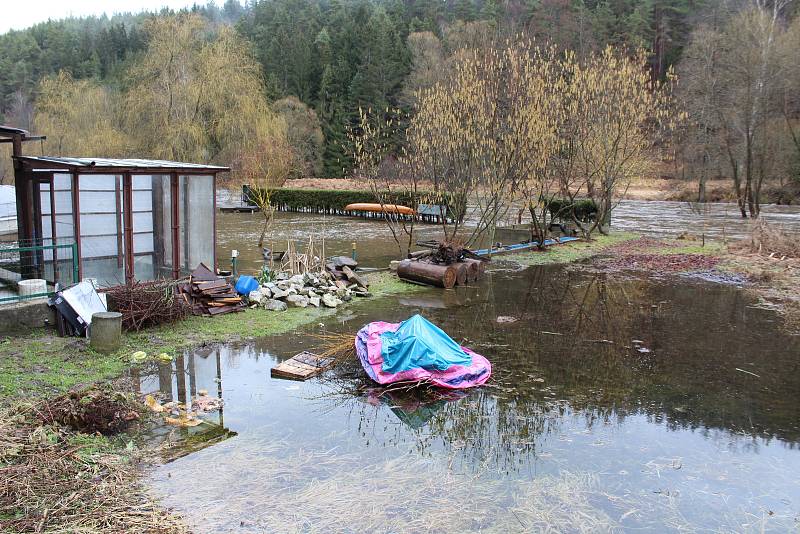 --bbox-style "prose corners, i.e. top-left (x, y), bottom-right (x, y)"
top-left (12, 155), bottom-right (229, 288)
